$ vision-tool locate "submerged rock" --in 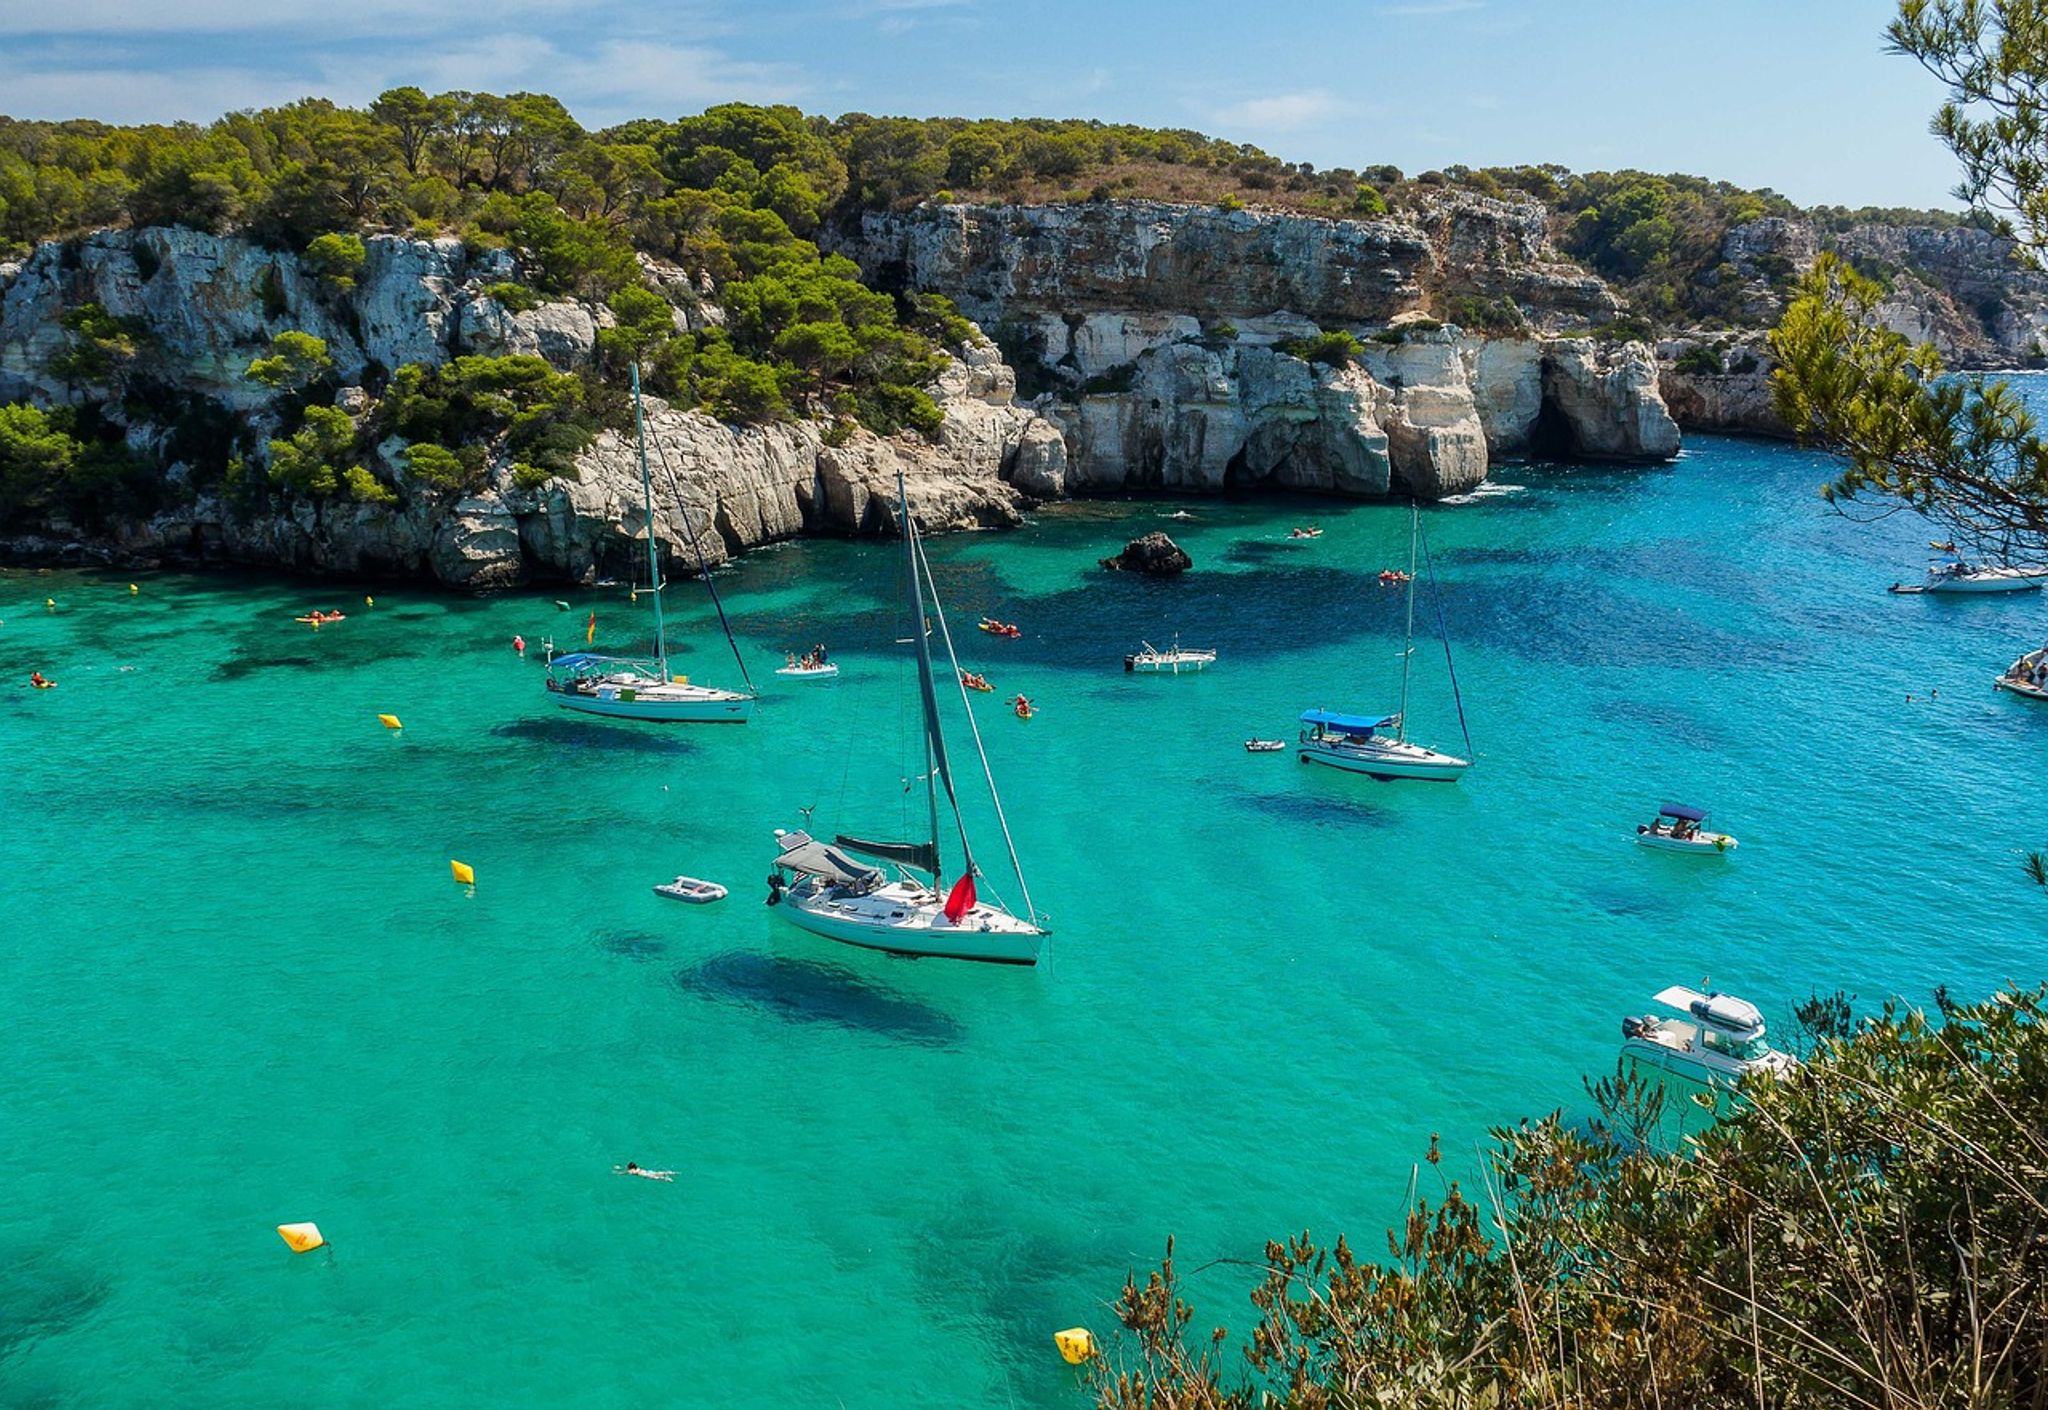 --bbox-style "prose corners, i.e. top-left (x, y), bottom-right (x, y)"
top-left (1100, 531), bottom-right (1192, 575)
